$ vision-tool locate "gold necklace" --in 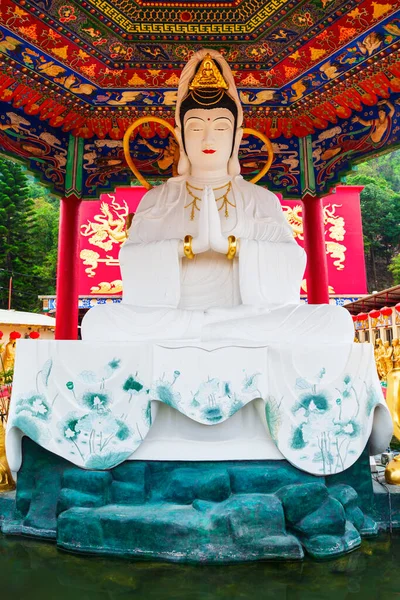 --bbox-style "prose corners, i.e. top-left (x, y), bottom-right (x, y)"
top-left (185, 181), bottom-right (235, 220)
